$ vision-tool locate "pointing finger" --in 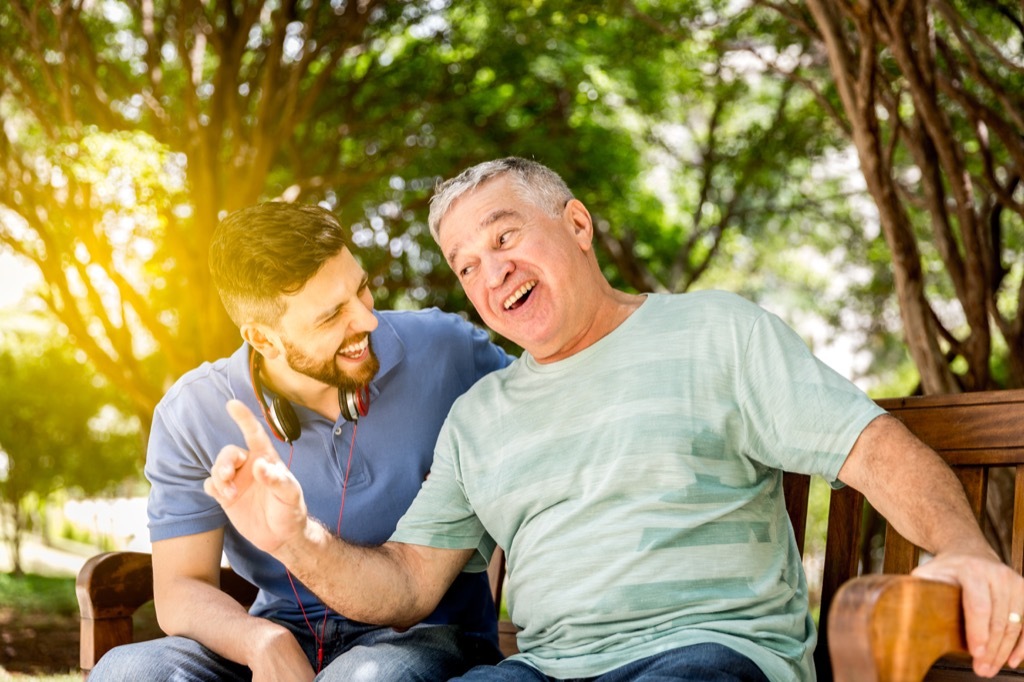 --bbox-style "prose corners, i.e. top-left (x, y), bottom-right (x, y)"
top-left (226, 399), bottom-right (281, 464)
